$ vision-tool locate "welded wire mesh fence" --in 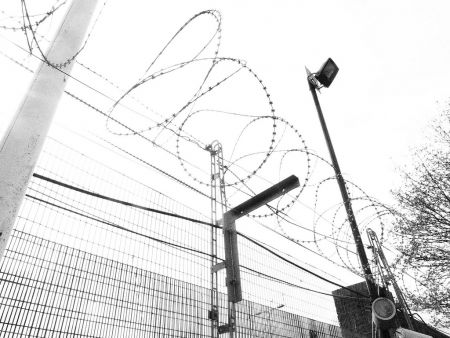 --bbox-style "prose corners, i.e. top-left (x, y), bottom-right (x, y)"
top-left (0, 132), bottom-right (363, 336)
top-left (0, 230), bottom-right (345, 337)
